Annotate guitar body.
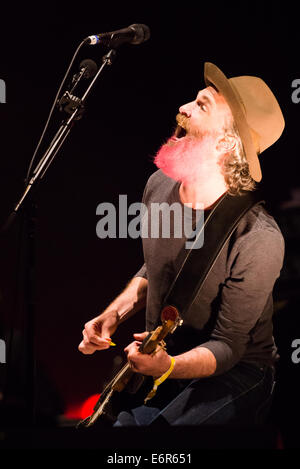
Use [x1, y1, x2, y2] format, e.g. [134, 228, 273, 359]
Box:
[77, 305, 182, 429]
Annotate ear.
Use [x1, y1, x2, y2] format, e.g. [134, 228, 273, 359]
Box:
[216, 135, 237, 153]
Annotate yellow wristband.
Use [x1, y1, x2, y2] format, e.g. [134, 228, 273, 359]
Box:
[144, 356, 175, 404]
[154, 356, 175, 386]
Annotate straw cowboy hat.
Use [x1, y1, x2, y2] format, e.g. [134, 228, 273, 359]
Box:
[204, 62, 285, 182]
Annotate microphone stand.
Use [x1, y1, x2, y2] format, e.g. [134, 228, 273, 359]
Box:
[2, 48, 116, 426]
[16, 49, 116, 214]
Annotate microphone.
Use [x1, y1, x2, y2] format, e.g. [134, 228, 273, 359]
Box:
[84, 24, 150, 48]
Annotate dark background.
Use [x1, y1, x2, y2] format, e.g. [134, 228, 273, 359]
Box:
[0, 0, 299, 449]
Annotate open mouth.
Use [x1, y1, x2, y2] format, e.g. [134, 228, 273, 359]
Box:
[171, 125, 187, 141]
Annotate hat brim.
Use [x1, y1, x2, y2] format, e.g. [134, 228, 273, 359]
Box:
[204, 62, 262, 182]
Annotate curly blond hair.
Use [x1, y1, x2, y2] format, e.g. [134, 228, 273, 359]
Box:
[219, 123, 256, 196]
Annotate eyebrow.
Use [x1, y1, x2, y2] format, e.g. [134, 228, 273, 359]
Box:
[197, 85, 218, 103]
[196, 94, 214, 107]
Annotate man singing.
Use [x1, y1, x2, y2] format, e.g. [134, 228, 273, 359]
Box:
[79, 62, 285, 426]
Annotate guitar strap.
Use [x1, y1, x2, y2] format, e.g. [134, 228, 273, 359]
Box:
[163, 189, 264, 316]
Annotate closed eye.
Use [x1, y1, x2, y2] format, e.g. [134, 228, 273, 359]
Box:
[197, 101, 208, 112]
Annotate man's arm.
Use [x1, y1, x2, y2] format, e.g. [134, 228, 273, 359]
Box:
[125, 334, 216, 378]
[125, 226, 284, 379]
[78, 276, 148, 354]
[111, 276, 148, 323]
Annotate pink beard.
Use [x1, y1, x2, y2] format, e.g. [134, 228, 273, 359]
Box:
[154, 134, 216, 184]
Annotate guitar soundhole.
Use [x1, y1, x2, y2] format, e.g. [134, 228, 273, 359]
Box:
[161, 305, 179, 322]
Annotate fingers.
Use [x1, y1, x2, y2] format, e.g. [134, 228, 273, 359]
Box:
[124, 339, 171, 376]
[124, 340, 140, 356]
[128, 360, 139, 373]
[133, 331, 149, 341]
[124, 341, 141, 372]
[78, 339, 97, 355]
[85, 325, 111, 348]
[124, 331, 149, 363]
[78, 325, 111, 354]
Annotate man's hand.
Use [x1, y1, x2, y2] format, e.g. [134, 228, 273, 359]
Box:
[78, 310, 119, 354]
[125, 332, 172, 378]
[78, 276, 148, 355]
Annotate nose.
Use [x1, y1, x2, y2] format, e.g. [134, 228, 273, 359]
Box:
[179, 102, 192, 117]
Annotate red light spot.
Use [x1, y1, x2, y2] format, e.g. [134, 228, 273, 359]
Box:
[80, 394, 101, 419]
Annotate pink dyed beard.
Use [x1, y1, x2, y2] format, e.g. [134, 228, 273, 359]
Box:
[154, 133, 217, 184]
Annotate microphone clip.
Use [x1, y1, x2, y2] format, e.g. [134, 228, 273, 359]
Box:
[102, 49, 117, 66]
[57, 91, 85, 119]
[56, 58, 98, 118]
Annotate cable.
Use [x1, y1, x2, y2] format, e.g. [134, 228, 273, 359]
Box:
[25, 39, 87, 184]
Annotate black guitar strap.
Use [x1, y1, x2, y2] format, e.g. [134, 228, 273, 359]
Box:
[163, 190, 264, 315]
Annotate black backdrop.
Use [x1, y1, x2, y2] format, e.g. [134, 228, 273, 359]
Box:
[0, 0, 299, 448]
